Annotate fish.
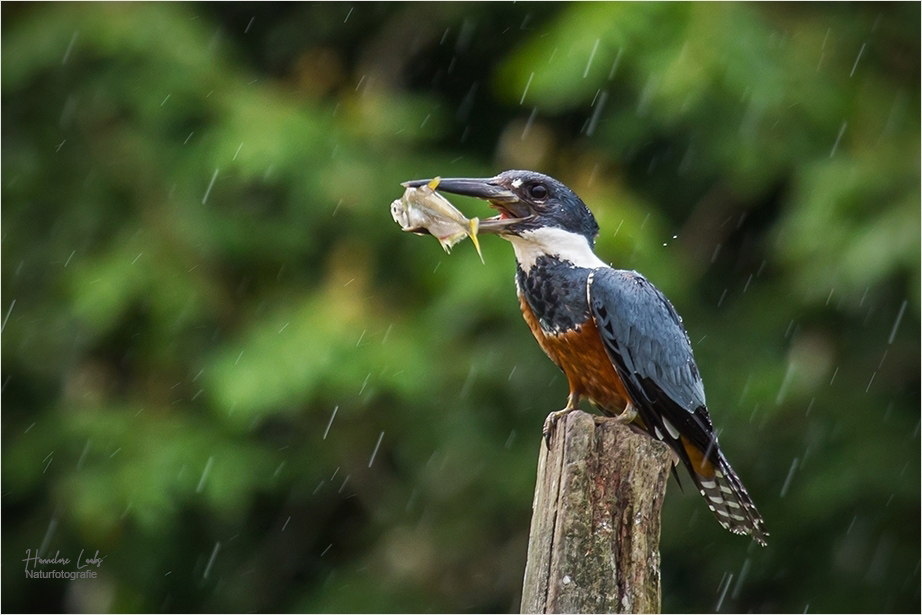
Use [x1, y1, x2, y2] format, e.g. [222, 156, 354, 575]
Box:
[390, 177, 485, 263]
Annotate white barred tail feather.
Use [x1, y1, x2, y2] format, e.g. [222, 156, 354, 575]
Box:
[687, 447, 768, 546]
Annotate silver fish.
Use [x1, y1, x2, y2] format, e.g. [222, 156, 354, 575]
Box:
[390, 177, 484, 263]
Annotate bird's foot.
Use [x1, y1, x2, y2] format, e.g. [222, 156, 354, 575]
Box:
[615, 404, 638, 425]
[542, 394, 580, 448]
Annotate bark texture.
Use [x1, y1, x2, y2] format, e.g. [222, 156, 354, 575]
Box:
[520, 411, 673, 614]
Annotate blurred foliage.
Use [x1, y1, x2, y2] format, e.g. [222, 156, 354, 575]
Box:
[2, 2, 919, 613]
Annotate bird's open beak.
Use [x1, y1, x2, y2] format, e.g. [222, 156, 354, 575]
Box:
[402, 177, 529, 234]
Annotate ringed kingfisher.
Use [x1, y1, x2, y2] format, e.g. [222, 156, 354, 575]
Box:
[404, 169, 768, 545]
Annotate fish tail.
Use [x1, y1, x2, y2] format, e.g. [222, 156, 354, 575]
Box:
[468, 218, 484, 264]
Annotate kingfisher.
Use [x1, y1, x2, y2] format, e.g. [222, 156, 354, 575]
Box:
[404, 169, 768, 545]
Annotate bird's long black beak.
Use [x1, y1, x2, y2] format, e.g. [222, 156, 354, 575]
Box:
[402, 177, 517, 203]
[401, 177, 527, 233]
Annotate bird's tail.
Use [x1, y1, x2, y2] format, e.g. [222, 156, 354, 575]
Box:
[682, 438, 768, 546]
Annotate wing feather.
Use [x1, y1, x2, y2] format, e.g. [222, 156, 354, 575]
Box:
[587, 268, 768, 545]
[587, 268, 713, 453]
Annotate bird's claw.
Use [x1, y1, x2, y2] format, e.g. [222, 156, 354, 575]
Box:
[542, 407, 576, 449]
[616, 404, 638, 425]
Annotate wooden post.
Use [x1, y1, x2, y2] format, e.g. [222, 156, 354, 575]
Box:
[520, 411, 673, 614]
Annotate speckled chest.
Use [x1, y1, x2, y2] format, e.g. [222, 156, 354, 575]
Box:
[515, 256, 631, 410]
[515, 256, 593, 334]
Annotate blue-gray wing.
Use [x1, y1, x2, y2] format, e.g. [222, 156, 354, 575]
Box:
[587, 268, 714, 451]
[588, 268, 768, 545]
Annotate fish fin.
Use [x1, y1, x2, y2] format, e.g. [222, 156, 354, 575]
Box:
[467, 218, 484, 264]
[404, 227, 431, 236]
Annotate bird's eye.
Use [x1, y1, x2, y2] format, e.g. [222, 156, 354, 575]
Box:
[528, 183, 548, 200]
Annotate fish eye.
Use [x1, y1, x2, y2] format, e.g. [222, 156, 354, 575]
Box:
[527, 183, 548, 201]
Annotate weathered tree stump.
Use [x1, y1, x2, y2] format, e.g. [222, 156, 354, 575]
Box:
[520, 411, 673, 614]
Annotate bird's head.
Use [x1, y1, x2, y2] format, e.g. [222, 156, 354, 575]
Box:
[403, 170, 600, 249]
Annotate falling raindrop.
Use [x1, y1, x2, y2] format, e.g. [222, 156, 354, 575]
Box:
[586, 90, 608, 137]
[829, 122, 847, 158]
[381, 324, 393, 345]
[323, 406, 339, 440]
[779, 457, 799, 497]
[460, 364, 476, 398]
[583, 39, 600, 78]
[608, 47, 624, 80]
[887, 299, 907, 344]
[742, 274, 753, 293]
[196, 457, 214, 493]
[849, 42, 867, 77]
[521, 107, 538, 140]
[846, 515, 858, 535]
[457, 83, 478, 122]
[520, 72, 534, 105]
[203, 542, 220, 579]
[731, 558, 751, 599]
[405, 487, 419, 513]
[637, 75, 657, 117]
[39, 517, 59, 556]
[62, 31, 78, 65]
[455, 19, 475, 53]
[368, 431, 384, 467]
[202, 168, 219, 205]
[716, 572, 734, 612]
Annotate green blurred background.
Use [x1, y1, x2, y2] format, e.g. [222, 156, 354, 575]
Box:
[2, 2, 919, 613]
